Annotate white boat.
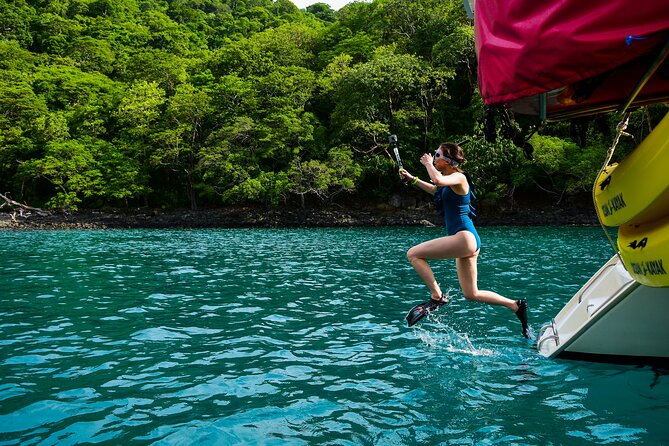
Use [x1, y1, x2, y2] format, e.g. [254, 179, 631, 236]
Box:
[535, 109, 669, 364]
[537, 254, 669, 363]
[470, 0, 669, 364]
[536, 111, 669, 364]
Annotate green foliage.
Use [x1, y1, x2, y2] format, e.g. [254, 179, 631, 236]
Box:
[211, 22, 318, 77]
[288, 145, 362, 207]
[0, 77, 48, 188]
[513, 134, 605, 199]
[316, 28, 376, 67]
[124, 49, 189, 92]
[32, 13, 84, 54]
[21, 140, 102, 210]
[462, 138, 520, 198]
[0, 0, 631, 211]
[222, 177, 263, 204]
[19, 138, 142, 210]
[380, 0, 465, 58]
[67, 36, 116, 74]
[306, 3, 335, 22]
[432, 24, 474, 68]
[114, 80, 166, 136]
[0, 0, 36, 47]
[331, 46, 453, 156]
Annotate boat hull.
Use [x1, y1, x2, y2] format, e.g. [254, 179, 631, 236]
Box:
[537, 255, 669, 363]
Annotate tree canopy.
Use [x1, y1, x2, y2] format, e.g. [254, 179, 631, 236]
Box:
[0, 0, 662, 211]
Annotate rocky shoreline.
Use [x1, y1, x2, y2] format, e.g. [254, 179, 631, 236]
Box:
[1, 196, 600, 230]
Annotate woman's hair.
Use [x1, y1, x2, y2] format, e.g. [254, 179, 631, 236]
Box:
[438, 142, 465, 165]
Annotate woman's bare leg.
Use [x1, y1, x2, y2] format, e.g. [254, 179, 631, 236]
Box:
[455, 254, 518, 311]
[407, 232, 478, 301]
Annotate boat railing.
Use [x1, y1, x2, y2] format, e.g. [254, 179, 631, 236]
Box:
[537, 318, 559, 351]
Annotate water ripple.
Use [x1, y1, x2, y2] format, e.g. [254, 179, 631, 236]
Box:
[0, 227, 667, 445]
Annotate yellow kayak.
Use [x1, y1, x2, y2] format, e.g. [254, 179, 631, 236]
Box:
[618, 216, 669, 287]
[594, 112, 669, 226]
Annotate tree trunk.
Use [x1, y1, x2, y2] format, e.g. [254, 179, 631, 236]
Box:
[0, 193, 51, 217]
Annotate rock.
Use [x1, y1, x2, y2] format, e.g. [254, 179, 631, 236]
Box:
[0, 194, 599, 230]
[389, 194, 403, 208]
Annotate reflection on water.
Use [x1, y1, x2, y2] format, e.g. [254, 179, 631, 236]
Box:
[0, 227, 667, 445]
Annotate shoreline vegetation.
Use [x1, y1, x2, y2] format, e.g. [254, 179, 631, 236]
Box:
[1, 195, 599, 230]
[4, 0, 662, 221]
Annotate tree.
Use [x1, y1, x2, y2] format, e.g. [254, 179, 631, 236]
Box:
[140, 9, 195, 53]
[512, 134, 603, 202]
[331, 47, 450, 152]
[67, 36, 116, 74]
[252, 65, 317, 152]
[432, 23, 476, 100]
[199, 66, 319, 205]
[210, 22, 318, 77]
[0, 0, 35, 47]
[124, 49, 189, 93]
[114, 80, 167, 139]
[288, 146, 362, 208]
[152, 83, 211, 210]
[306, 3, 335, 22]
[113, 80, 167, 203]
[316, 32, 376, 67]
[20, 137, 146, 209]
[381, 0, 465, 58]
[0, 79, 48, 194]
[31, 12, 83, 54]
[20, 138, 103, 210]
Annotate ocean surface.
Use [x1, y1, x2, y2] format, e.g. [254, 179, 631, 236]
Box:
[1, 227, 667, 445]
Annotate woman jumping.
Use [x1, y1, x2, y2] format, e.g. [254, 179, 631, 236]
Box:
[399, 142, 529, 338]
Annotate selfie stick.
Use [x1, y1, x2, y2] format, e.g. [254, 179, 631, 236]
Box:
[389, 134, 403, 170]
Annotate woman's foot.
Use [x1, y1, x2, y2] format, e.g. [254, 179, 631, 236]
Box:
[515, 299, 529, 338]
[406, 294, 448, 327]
[425, 294, 448, 311]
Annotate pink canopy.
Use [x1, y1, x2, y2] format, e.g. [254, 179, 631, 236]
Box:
[475, 0, 669, 111]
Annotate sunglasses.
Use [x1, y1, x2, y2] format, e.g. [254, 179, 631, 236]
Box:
[434, 151, 460, 167]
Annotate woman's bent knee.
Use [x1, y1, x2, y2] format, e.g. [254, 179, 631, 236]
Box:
[407, 247, 418, 262]
[463, 291, 478, 301]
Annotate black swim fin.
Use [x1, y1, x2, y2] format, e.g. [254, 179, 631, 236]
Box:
[515, 299, 529, 338]
[406, 298, 447, 327]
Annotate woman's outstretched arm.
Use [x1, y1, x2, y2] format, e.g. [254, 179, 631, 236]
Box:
[399, 168, 438, 195]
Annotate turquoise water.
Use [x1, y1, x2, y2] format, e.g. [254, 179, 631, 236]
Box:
[1, 227, 668, 445]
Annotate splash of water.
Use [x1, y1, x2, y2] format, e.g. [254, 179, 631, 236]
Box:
[413, 287, 496, 357]
[416, 322, 495, 357]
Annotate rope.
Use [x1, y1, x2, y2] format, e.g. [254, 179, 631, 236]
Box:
[592, 112, 631, 262]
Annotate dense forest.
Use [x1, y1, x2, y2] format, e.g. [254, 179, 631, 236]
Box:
[0, 0, 666, 211]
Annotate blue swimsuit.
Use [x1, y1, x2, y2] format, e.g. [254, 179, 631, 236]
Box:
[434, 177, 481, 251]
